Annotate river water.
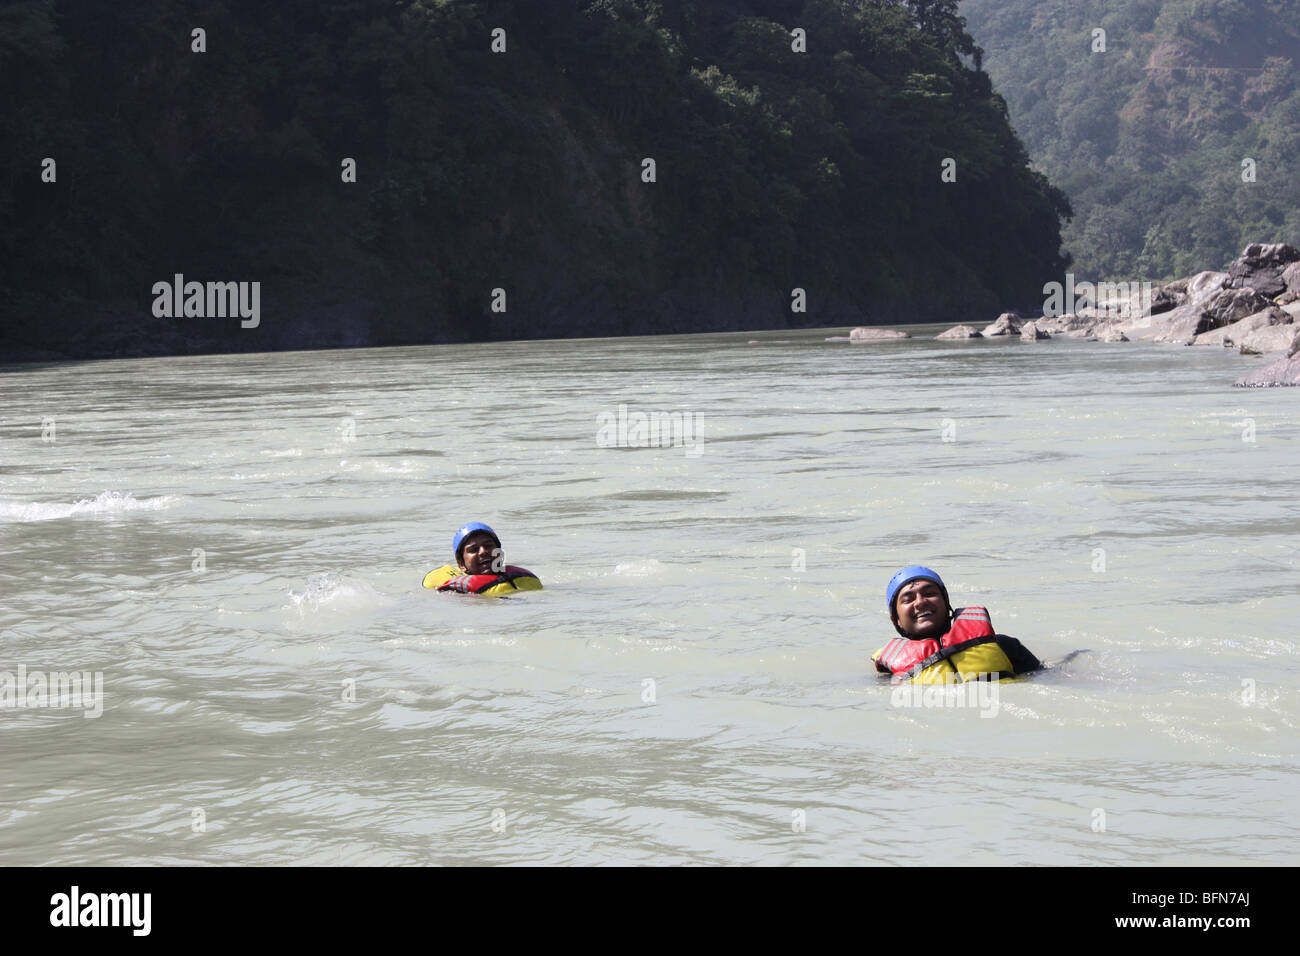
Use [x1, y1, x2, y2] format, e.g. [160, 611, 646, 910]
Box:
[1, 326, 1296, 865]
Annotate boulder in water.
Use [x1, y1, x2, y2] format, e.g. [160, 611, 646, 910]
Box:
[1020, 320, 1050, 340]
[848, 327, 910, 341]
[1236, 351, 1300, 387]
[1062, 312, 1104, 330]
[982, 312, 1022, 336]
[1036, 312, 1097, 333]
[935, 324, 982, 339]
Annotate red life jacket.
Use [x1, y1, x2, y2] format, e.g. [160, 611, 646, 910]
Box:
[874, 607, 996, 677]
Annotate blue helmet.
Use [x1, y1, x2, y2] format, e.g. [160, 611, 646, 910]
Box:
[453, 522, 500, 562]
[886, 565, 948, 615]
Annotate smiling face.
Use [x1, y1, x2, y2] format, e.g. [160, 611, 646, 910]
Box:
[894, 579, 951, 639]
[458, 532, 502, 575]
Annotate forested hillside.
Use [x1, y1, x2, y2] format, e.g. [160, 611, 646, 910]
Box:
[964, 0, 1300, 282]
[1, 0, 1070, 359]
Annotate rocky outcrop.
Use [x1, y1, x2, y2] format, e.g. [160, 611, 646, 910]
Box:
[848, 327, 910, 341]
[1120, 270, 1229, 344]
[1225, 242, 1300, 299]
[1034, 249, 1300, 349]
[970, 242, 1300, 384]
[1194, 287, 1275, 335]
[1193, 305, 1291, 347]
[982, 312, 1023, 336]
[936, 324, 982, 339]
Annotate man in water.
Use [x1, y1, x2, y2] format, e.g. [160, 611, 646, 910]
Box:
[422, 522, 542, 595]
[872, 565, 1040, 681]
[454, 524, 504, 577]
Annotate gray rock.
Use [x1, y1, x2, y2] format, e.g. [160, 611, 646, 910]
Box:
[1236, 353, 1300, 387]
[1148, 286, 1183, 315]
[848, 327, 910, 341]
[1049, 312, 1100, 331]
[1195, 287, 1275, 335]
[1225, 242, 1300, 299]
[1238, 324, 1300, 356]
[1097, 327, 1129, 342]
[982, 312, 1023, 336]
[1283, 260, 1300, 297]
[935, 324, 982, 339]
[1192, 305, 1291, 347]
[1121, 270, 1228, 343]
[1187, 269, 1229, 298]
[1020, 320, 1050, 340]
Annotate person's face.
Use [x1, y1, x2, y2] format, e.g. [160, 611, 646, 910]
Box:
[459, 533, 502, 574]
[894, 580, 950, 638]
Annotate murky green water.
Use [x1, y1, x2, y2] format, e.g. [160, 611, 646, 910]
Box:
[1, 326, 1296, 864]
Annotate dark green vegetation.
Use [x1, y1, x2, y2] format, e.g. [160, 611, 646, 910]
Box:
[964, 0, 1300, 283]
[2, 0, 1069, 360]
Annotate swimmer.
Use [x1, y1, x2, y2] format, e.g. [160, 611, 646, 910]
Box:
[422, 522, 542, 595]
[872, 565, 1040, 681]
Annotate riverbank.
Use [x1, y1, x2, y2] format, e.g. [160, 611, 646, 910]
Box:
[935, 243, 1300, 387]
[679, 243, 1298, 393]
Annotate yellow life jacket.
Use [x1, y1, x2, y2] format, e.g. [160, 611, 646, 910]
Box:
[422, 564, 542, 597]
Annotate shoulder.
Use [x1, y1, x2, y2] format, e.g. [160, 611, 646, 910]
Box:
[993, 633, 1042, 673]
[422, 565, 459, 589]
[502, 566, 543, 590]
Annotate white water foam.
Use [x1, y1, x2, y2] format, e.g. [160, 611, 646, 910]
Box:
[286, 572, 391, 615]
[611, 559, 665, 577]
[0, 490, 178, 523]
